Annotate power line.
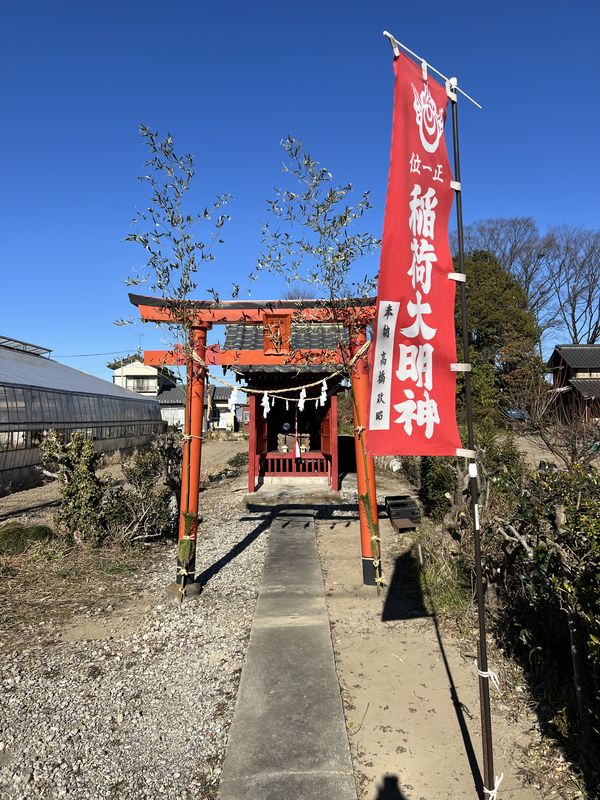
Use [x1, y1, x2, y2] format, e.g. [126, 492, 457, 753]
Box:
[54, 349, 138, 358]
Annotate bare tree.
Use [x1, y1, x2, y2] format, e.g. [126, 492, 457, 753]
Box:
[455, 218, 600, 346]
[545, 225, 600, 344]
[500, 347, 599, 468]
[452, 217, 556, 340]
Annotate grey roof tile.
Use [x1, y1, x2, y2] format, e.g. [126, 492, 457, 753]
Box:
[211, 385, 232, 401]
[224, 325, 264, 350]
[223, 323, 347, 352]
[234, 364, 344, 376]
[569, 379, 600, 399]
[549, 345, 600, 369]
[158, 385, 187, 405]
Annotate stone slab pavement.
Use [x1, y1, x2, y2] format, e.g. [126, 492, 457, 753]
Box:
[218, 508, 357, 800]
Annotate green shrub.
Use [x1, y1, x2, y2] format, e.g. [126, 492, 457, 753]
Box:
[227, 450, 249, 469]
[0, 522, 54, 555]
[103, 447, 176, 543]
[39, 431, 179, 547]
[419, 457, 456, 522]
[39, 431, 105, 544]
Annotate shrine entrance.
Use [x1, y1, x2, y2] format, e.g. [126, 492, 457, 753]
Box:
[241, 368, 340, 492]
[131, 293, 381, 587]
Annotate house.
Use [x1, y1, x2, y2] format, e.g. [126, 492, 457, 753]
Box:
[205, 385, 238, 431]
[108, 354, 186, 426]
[158, 385, 187, 428]
[547, 344, 600, 422]
[108, 354, 177, 397]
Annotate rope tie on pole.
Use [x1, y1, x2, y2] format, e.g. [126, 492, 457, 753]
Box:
[483, 773, 504, 800]
[475, 661, 501, 693]
[176, 566, 196, 578]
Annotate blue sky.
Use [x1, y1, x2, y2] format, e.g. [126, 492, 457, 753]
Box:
[2, 1, 599, 381]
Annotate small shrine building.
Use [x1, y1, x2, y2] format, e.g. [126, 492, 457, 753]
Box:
[223, 320, 345, 492]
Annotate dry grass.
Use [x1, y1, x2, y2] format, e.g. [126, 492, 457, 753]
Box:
[0, 539, 167, 652]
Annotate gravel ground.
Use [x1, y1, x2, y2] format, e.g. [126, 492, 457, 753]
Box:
[0, 479, 270, 800]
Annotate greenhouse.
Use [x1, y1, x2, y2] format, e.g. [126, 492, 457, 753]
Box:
[0, 335, 163, 487]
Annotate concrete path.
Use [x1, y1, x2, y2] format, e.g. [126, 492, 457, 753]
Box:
[243, 476, 342, 507]
[218, 509, 357, 800]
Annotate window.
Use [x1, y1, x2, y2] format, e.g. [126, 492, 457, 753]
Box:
[126, 377, 157, 393]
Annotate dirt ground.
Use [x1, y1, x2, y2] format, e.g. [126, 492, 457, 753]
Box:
[317, 473, 580, 800]
[0, 439, 247, 652]
[0, 441, 584, 799]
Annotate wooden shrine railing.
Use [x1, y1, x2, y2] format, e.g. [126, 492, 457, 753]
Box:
[258, 451, 331, 483]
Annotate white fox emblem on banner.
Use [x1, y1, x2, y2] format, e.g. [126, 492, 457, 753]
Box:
[412, 83, 444, 153]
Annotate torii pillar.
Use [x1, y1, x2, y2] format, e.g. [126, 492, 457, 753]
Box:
[350, 328, 382, 587]
[167, 325, 209, 599]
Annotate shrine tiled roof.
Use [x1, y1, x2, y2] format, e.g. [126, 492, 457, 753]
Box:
[233, 364, 344, 375]
[223, 323, 348, 352]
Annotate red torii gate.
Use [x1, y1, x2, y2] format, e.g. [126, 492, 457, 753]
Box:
[129, 294, 381, 592]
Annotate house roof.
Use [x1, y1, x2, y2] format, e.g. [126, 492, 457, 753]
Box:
[224, 322, 348, 351]
[548, 344, 600, 370]
[106, 353, 145, 369]
[157, 384, 233, 407]
[107, 353, 177, 380]
[569, 379, 600, 400]
[210, 385, 232, 402]
[157, 385, 187, 405]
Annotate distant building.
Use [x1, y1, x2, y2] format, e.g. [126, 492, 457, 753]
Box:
[107, 355, 241, 432]
[547, 344, 600, 422]
[1, 336, 162, 487]
[108, 355, 186, 427]
[205, 385, 237, 431]
[158, 385, 187, 428]
[108, 354, 177, 397]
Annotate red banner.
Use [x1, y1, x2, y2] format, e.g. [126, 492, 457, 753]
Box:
[367, 53, 462, 456]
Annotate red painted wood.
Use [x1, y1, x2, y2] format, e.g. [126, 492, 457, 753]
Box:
[351, 328, 379, 559]
[137, 302, 375, 325]
[248, 395, 257, 493]
[256, 405, 268, 456]
[320, 402, 331, 455]
[330, 394, 339, 492]
[259, 451, 330, 478]
[178, 327, 207, 541]
[145, 345, 346, 367]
